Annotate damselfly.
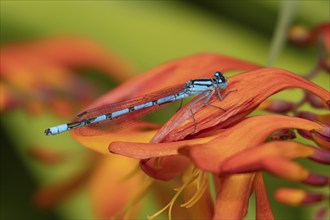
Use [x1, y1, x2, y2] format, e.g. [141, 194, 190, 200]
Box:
[45, 71, 228, 136]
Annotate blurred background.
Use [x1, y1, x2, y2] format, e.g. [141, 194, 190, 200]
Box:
[0, 1, 329, 220]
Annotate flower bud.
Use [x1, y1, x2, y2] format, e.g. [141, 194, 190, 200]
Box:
[288, 25, 311, 46]
[263, 100, 295, 113]
[311, 124, 330, 150]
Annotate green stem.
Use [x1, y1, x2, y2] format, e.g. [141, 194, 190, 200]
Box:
[267, 1, 298, 67]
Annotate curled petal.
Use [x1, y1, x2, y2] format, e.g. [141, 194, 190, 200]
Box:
[275, 188, 326, 206]
[153, 68, 329, 143]
[180, 115, 323, 173]
[220, 141, 315, 173]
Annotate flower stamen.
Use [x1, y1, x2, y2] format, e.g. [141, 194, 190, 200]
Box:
[181, 175, 208, 208]
[148, 167, 203, 220]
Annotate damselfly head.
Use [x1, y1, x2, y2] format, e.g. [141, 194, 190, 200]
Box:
[214, 71, 227, 89]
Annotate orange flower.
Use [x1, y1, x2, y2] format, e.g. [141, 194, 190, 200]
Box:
[1, 37, 154, 219]
[288, 22, 330, 50]
[71, 53, 329, 219]
[0, 36, 136, 115]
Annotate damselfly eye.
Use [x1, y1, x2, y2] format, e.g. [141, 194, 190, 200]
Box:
[214, 71, 223, 78]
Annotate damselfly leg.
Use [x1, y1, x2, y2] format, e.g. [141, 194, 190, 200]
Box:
[176, 99, 184, 112]
[189, 90, 211, 133]
[189, 87, 227, 133]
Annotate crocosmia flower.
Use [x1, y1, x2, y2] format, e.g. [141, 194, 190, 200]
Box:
[70, 51, 329, 219]
[0, 36, 135, 115]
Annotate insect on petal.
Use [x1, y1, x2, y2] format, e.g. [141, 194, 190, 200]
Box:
[153, 68, 329, 142]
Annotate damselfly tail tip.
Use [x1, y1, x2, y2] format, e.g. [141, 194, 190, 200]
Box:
[44, 128, 52, 136]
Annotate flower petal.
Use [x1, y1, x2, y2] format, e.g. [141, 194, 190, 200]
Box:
[220, 140, 330, 186]
[89, 155, 146, 219]
[87, 53, 260, 109]
[311, 125, 330, 150]
[152, 68, 329, 142]
[302, 173, 329, 186]
[109, 135, 215, 159]
[180, 115, 324, 173]
[213, 173, 255, 220]
[309, 147, 330, 164]
[274, 188, 326, 206]
[253, 173, 274, 220]
[247, 157, 328, 186]
[258, 157, 309, 183]
[74, 53, 259, 153]
[220, 141, 315, 173]
[140, 155, 191, 181]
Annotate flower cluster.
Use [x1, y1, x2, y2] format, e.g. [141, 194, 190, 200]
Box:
[2, 24, 328, 219]
[73, 49, 329, 218]
[0, 36, 135, 116]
